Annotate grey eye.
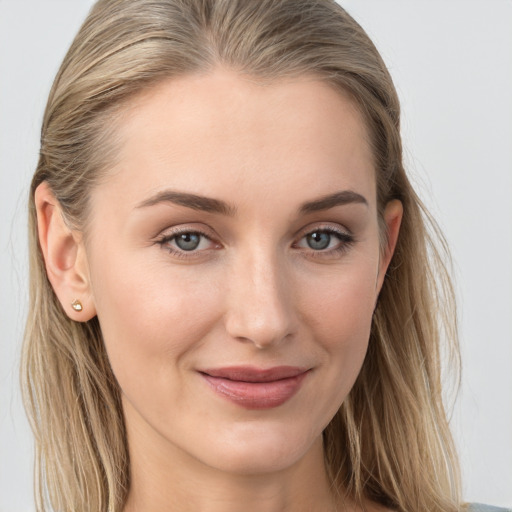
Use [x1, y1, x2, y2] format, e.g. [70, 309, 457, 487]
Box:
[306, 231, 331, 250]
[175, 232, 201, 251]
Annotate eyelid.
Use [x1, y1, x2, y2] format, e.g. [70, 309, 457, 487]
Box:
[293, 224, 355, 257]
[294, 223, 353, 242]
[154, 222, 355, 259]
[155, 225, 220, 257]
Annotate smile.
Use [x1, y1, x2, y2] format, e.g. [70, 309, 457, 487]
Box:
[199, 366, 310, 410]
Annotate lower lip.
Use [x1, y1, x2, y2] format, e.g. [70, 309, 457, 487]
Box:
[201, 372, 309, 410]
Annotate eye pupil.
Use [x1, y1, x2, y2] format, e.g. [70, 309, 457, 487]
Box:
[307, 231, 330, 250]
[175, 233, 201, 251]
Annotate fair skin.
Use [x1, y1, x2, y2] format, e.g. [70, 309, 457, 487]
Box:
[36, 70, 401, 512]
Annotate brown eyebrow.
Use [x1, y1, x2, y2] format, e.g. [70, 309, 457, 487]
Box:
[136, 189, 367, 215]
[136, 190, 237, 216]
[298, 190, 368, 214]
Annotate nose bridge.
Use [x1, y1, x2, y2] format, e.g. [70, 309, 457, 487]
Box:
[224, 244, 295, 348]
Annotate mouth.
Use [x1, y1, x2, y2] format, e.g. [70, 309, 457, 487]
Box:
[198, 366, 310, 410]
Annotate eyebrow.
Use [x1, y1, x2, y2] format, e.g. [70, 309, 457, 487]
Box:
[136, 189, 368, 215]
[136, 190, 237, 216]
[298, 190, 368, 214]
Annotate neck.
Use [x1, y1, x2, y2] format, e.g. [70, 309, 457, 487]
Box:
[123, 419, 339, 512]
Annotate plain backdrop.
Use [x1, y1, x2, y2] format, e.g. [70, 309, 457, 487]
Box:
[1, 1, 511, 510]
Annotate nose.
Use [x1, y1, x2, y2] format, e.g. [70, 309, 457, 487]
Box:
[224, 248, 296, 349]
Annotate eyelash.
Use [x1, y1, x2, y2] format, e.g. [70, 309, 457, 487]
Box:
[294, 226, 355, 260]
[156, 226, 355, 260]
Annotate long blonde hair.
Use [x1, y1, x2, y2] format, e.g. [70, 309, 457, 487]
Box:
[22, 1, 461, 510]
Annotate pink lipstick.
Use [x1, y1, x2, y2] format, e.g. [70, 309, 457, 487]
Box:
[199, 366, 309, 410]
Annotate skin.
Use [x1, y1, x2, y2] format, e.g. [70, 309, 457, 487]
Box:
[36, 69, 402, 512]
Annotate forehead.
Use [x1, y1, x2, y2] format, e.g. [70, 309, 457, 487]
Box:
[98, 69, 376, 216]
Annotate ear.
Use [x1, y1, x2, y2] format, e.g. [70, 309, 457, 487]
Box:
[376, 199, 403, 295]
[34, 182, 97, 321]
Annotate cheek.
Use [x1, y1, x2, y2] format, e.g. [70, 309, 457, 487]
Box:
[297, 259, 378, 399]
[299, 257, 377, 344]
[88, 251, 223, 387]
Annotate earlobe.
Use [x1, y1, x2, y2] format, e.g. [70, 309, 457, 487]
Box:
[34, 182, 97, 321]
[376, 199, 403, 294]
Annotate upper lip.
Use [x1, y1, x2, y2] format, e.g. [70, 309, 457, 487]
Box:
[199, 366, 309, 383]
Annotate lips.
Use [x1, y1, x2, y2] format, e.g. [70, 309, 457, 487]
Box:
[199, 366, 309, 410]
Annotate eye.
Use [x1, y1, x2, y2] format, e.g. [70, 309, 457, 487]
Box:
[174, 232, 203, 251]
[305, 231, 333, 251]
[157, 229, 217, 256]
[295, 227, 354, 255]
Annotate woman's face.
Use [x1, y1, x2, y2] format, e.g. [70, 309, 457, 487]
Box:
[82, 70, 400, 475]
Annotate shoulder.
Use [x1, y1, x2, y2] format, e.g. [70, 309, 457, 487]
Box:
[467, 504, 512, 512]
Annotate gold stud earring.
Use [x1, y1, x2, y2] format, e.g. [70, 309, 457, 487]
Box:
[71, 299, 83, 312]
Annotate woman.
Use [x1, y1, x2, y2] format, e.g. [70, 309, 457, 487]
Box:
[21, 1, 509, 511]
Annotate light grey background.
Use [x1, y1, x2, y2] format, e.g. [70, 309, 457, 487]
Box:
[1, 1, 511, 510]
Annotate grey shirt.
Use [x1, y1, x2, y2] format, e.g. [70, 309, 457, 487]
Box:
[468, 504, 512, 512]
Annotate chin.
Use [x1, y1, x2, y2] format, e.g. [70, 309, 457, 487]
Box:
[194, 420, 323, 475]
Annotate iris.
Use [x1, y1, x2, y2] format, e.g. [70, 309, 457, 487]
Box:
[306, 231, 331, 251]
